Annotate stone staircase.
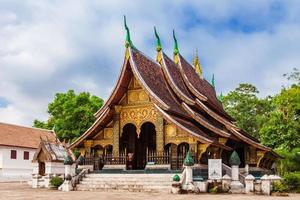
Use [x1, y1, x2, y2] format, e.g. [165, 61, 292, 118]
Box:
[76, 173, 174, 193]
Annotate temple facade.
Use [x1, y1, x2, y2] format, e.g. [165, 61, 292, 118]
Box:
[70, 23, 279, 172]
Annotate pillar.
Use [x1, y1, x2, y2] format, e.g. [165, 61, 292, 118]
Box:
[156, 114, 164, 152]
[113, 106, 121, 157]
[261, 175, 271, 195]
[231, 165, 239, 181]
[185, 166, 193, 185]
[245, 174, 255, 193]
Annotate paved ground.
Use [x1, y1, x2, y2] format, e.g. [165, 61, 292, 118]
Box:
[0, 182, 299, 200]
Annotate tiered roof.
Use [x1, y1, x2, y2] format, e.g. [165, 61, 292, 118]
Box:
[70, 19, 278, 157]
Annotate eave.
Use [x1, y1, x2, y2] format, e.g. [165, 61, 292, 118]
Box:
[182, 102, 231, 138]
[160, 52, 195, 106]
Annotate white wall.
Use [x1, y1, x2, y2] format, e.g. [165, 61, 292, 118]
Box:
[0, 145, 36, 182]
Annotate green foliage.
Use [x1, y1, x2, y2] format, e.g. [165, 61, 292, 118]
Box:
[284, 68, 300, 86]
[73, 149, 80, 159]
[223, 69, 300, 150]
[260, 86, 300, 149]
[50, 176, 63, 188]
[272, 181, 288, 193]
[275, 148, 300, 175]
[283, 172, 300, 192]
[223, 83, 272, 138]
[229, 151, 241, 166]
[173, 174, 180, 182]
[33, 90, 103, 142]
[209, 186, 218, 193]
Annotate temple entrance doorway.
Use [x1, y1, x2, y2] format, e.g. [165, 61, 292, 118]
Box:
[120, 122, 156, 170]
[38, 162, 45, 176]
[137, 122, 156, 169]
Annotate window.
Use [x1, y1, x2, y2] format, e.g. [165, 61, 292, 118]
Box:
[24, 151, 29, 160]
[11, 150, 17, 159]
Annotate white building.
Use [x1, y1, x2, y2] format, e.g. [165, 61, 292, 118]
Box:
[0, 122, 56, 182]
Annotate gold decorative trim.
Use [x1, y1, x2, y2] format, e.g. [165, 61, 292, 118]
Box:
[256, 150, 266, 167]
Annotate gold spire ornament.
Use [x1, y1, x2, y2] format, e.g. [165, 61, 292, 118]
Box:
[192, 49, 203, 78]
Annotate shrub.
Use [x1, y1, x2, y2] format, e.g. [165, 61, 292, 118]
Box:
[272, 181, 288, 193]
[173, 174, 180, 182]
[209, 186, 218, 193]
[50, 176, 64, 188]
[283, 172, 300, 192]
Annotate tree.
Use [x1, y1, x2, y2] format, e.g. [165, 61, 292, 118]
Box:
[222, 83, 272, 139]
[260, 83, 300, 149]
[34, 90, 103, 142]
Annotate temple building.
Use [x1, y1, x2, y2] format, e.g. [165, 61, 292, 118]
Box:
[70, 20, 279, 172]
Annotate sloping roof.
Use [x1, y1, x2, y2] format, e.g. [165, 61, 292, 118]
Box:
[70, 45, 275, 155]
[33, 139, 71, 162]
[178, 54, 233, 120]
[0, 122, 56, 149]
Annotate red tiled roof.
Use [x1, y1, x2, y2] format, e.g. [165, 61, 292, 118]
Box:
[179, 55, 233, 120]
[161, 53, 195, 104]
[0, 122, 57, 149]
[131, 49, 186, 116]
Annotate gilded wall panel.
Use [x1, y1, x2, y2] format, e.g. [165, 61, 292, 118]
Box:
[120, 104, 158, 133]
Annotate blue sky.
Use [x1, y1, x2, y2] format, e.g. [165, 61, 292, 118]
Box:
[0, 0, 299, 126]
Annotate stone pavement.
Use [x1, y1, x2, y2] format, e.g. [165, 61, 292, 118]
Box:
[0, 182, 299, 200]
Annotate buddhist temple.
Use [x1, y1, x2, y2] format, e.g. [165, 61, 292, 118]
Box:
[69, 18, 279, 172]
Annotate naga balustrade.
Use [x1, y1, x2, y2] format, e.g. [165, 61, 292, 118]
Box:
[81, 151, 196, 170]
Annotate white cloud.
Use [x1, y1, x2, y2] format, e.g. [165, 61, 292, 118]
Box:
[0, 0, 299, 126]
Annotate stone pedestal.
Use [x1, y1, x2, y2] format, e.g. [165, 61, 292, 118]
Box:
[44, 174, 51, 188]
[261, 175, 271, 195]
[194, 181, 208, 193]
[32, 174, 40, 188]
[231, 165, 239, 181]
[230, 165, 244, 192]
[245, 174, 255, 194]
[61, 180, 73, 192]
[65, 165, 71, 176]
[222, 174, 231, 192]
[185, 166, 193, 185]
[171, 182, 181, 194]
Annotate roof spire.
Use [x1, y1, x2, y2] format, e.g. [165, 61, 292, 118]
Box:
[173, 29, 179, 55]
[154, 27, 163, 63]
[192, 49, 203, 78]
[124, 15, 134, 48]
[211, 74, 215, 89]
[154, 26, 162, 52]
[218, 92, 224, 102]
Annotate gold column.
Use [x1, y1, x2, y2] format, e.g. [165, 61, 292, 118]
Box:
[156, 114, 164, 152]
[113, 106, 121, 157]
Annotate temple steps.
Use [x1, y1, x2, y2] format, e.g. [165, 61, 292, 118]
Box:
[76, 173, 174, 193]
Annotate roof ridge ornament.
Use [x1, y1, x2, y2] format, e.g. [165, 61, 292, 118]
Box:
[211, 73, 215, 89]
[192, 49, 203, 78]
[173, 29, 179, 64]
[154, 26, 162, 63]
[218, 92, 224, 103]
[124, 15, 135, 49]
[154, 26, 162, 51]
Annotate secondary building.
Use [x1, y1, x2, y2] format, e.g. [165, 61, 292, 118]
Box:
[0, 122, 56, 181]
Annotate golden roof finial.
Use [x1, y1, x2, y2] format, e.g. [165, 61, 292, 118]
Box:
[192, 49, 203, 78]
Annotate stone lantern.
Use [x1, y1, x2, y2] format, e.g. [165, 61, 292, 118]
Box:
[229, 151, 243, 191]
